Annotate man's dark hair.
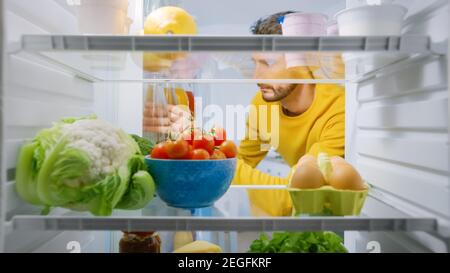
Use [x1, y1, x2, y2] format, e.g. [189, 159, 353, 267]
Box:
[250, 11, 297, 35]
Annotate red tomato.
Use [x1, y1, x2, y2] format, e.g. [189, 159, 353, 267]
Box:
[180, 128, 203, 145]
[211, 149, 226, 160]
[150, 143, 169, 159]
[219, 141, 237, 158]
[193, 135, 215, 155]
[179, 129, 193, 145]
[165, 139, 190, 159]
[180, 132, 193, 145]
[210, 127, 227, 146]
[182, 145, 194, 159]
[191, 149, 210, 160]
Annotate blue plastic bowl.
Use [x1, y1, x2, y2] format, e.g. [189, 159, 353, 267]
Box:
[145, 157, 237, 209]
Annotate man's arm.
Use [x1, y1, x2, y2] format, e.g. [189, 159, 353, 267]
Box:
[232, 97, 293, 216]
[232, 101, 288, 186]
[234, 100, 345, 217]
[233, 132, 294, 217]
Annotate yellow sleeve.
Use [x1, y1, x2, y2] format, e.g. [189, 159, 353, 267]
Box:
[232, 94, 293, 216]
[308, 111, 345, 157]
[232, 93, 268, 173]
[233, 159, 294, 216]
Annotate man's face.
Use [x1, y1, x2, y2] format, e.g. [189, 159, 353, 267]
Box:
[252, 53, 297, 102]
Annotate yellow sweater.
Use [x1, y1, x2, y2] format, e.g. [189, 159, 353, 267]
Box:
[232, 84, 345, 216]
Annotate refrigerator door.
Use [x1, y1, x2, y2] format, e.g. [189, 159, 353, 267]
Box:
[0, 0, 108, 252]
[344, 0, 449, 252]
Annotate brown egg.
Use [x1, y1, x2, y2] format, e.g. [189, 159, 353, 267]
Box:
[330, 156, 347, 166]
[298, 154, 317, 166]
[290, 164, 325, 189]
[328, 163, 366, 190]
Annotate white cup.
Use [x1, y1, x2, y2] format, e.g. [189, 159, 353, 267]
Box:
[335, 4, 407, 36]
[335, 4, 408, 73]
[366, 0, 394, 5]
[75, 0, 132, 34]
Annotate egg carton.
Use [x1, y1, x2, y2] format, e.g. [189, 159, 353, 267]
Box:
[288, 185, 369, 216]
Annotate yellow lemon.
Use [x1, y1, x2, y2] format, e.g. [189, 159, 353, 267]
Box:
[144, 6, 197, 35]
[143, 6, 197, 71]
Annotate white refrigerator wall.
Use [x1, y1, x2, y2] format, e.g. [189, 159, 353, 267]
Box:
[345, 0, 450, 252]
[0, 0, 109, 252]
[0, 0, 4, 252]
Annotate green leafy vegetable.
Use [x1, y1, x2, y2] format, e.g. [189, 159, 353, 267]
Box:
[115, 155, 156, 210]
[15, 116, 156, 216]
[248, 231, 347, 253]
[130, 134, 154, 156]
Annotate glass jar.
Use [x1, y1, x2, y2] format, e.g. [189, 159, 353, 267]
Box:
[119, 231, 162, 253]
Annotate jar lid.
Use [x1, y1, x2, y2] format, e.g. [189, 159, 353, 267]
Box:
[122, 231, 158, 238]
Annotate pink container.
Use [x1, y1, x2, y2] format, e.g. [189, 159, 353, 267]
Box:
[326, 20, 339, 36]
[283, 12, 328, 25]
[312, 20, 344, 79]
[281, 12, 327, 68]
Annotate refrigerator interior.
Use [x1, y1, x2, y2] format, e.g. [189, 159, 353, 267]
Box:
[0, 0, 448, 253]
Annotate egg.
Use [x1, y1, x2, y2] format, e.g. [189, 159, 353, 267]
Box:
[317, 153, 333, 183]
[298, 154, 317, 166]
[289, 164, 325, 189]
[328, 163, 366, 190]
[330, 156, 347, 166]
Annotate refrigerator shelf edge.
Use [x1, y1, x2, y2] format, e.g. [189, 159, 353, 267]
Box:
[21, 35, 432, 53]
[14, 35, 438, 83]
[8, 187, 440, 233]
[76, 79, 347, 84]
[11, 215, 437, 232]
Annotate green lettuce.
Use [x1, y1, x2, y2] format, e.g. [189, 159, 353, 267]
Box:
[248, 231, 348, 253]
[130, 134, 154, 156]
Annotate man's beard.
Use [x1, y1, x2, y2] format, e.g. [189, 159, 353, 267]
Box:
[258, 83, 297, 102]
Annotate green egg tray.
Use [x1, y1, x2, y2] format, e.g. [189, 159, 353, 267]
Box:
[287, 184, 369, 216]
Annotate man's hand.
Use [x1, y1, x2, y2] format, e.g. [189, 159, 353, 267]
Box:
[143, 103, 193, 134]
